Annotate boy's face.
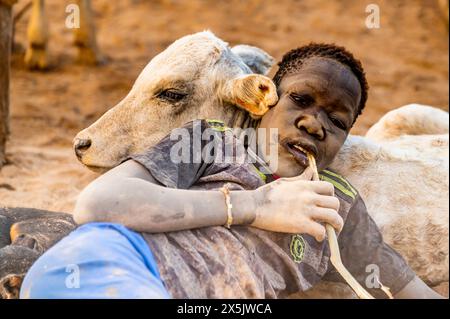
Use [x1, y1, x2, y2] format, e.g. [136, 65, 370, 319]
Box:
[259, 57, 362, 177]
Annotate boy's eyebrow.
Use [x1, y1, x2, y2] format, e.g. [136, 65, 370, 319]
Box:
[283, 79, 325, 95]
[304, 80, 327, 95]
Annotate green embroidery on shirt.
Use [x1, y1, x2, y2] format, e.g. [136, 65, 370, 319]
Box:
[206, 119, 225, 124]
[290, 234, 306, 263]
[211, 126, 229, 132]
[321, 169, 358, 195]
[206, 119, 231, 132]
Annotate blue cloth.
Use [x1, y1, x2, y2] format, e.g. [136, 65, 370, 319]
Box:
[20, 222, 171, 299]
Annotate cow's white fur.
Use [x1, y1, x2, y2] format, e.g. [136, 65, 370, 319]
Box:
[74, 31, 277, 170]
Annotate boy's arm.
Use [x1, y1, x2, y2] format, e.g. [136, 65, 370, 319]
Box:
[74, 119, 342, 236]
[74, 160, 257, 232]
[74, 160, 343, 238]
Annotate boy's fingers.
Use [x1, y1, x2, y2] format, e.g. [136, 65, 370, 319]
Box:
[311, 181, 335, 196]
[298, 167, 314, 181]
[304, 221, 327, 242]
[314, 195, 340, 211]
[312, 208, 344, 232]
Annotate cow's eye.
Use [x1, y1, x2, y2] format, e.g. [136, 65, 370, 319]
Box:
[157, 89, 187, 102]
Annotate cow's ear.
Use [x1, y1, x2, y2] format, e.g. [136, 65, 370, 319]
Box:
[231, 45, 274, 76]
[222, 74, 278, 119]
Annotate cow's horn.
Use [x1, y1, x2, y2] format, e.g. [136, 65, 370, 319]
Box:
[231, 45, 274, 76]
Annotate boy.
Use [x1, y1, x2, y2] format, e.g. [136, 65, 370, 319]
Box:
[21, 44, 441, 299]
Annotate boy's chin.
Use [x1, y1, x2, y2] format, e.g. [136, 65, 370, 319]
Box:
[274, 161, 308, 178]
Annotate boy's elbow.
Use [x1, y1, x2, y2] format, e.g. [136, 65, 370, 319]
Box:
[73, 185, 108, 225]
[73, 199, 95, 225]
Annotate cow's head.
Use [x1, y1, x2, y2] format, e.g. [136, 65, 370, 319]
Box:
[74, 31, 277, 171]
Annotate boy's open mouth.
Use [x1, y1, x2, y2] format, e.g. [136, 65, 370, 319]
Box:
[282, 140, 318, 168]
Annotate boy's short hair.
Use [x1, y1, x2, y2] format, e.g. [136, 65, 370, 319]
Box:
[273, 43, 369, 122]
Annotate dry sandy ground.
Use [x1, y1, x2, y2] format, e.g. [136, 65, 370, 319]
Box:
[0, 0, 448, 296]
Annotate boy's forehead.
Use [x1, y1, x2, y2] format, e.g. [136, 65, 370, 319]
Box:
[281, 57, 359, 88]
[279, 57, 361, 111]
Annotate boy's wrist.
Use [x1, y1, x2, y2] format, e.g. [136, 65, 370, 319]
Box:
[229, 190, 258, 226]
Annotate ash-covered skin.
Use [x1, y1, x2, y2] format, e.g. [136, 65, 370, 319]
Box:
[259, 57, 362, 177]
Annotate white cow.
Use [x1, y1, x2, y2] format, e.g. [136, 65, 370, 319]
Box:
[73, 31, 277, 170]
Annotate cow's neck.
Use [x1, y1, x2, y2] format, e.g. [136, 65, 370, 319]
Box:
[329, 135, 389, 176]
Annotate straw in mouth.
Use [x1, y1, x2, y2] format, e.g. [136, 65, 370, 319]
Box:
[296, 147, 377, 299]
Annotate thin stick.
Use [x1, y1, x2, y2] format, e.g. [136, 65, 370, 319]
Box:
[307, 152, 375, 299]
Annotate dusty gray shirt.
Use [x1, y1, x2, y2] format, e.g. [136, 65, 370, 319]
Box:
[132, 120, 414, 299]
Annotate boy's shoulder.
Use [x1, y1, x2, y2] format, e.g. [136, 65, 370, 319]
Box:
[132, 118, 264, 190]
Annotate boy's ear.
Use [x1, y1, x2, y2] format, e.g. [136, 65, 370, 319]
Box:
[231, 45, 275, 76]
[222, 74, 278, 119]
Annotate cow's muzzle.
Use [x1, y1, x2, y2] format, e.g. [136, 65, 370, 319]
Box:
[73, 138, 92, 160]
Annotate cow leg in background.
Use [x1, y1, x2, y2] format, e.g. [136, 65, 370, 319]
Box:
[24, 0, 48, 69]
[0, 208, 76, 299]
[74, 0, 104, 65]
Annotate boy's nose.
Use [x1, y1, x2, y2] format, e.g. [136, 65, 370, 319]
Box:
[296, 115, 325, 140]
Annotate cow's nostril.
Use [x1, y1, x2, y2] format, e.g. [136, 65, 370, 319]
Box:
[74, 138, 92, 159]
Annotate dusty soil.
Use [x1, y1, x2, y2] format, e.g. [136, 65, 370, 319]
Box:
[0, 0, 448, 296]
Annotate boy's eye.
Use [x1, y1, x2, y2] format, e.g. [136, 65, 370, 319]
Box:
[290, 93, 314, 107]
[157, 89, 187, 102]
[329, 116, 347, 131]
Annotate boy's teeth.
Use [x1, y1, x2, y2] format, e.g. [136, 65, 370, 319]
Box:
[293, 144, 307, 154]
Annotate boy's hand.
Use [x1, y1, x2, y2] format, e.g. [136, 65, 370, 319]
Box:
[251, 167, 343, 241]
